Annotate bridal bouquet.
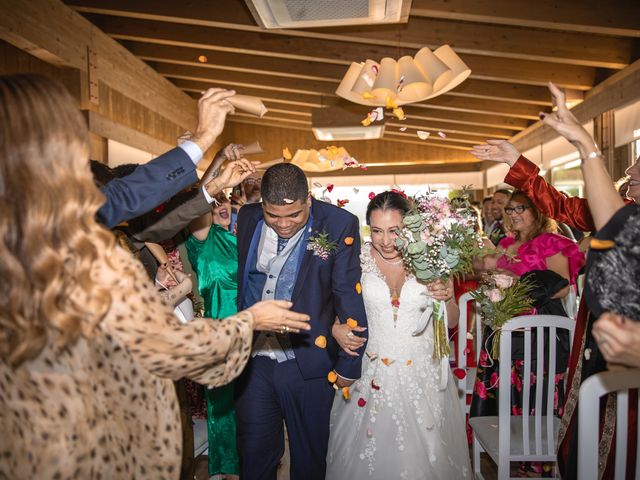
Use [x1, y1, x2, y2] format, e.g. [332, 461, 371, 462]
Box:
[471, 272, 534, 359]
[395, 192, 484, 360]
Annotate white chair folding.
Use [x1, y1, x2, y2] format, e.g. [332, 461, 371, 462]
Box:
[456, 292, 482, 416]
[469, 314, 575, 479]
[577, 369, 640, 480]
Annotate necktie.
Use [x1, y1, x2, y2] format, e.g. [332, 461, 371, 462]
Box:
[277, 237, 288, 255]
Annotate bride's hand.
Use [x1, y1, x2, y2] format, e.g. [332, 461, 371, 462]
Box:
[332, 319, 366, 357]
[426, 278, 454, 302]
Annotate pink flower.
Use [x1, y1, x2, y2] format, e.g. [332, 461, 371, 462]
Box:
[511, 371, 522, 392]
[487, 288, 504, 303]
[493, 273, 514, 289]
[490, 372, 499, 388]
[479, 350, 490, 367]
[474, 380, 487, 400]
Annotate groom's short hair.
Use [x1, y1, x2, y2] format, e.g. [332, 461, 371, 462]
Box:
[261, 163, 309, 205]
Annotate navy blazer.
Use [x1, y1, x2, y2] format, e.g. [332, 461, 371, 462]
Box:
[98, 147, 198, 228]
[237, 198, 368, 381]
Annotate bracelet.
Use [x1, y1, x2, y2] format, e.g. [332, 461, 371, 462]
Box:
[584, 150, 602, 160]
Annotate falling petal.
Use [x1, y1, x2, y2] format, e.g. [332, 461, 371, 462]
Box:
[373, 107, 384, 121]
[406, 359, 413, 366]
[417, 130, 430, 140]
[368, 192, 376, 200]
[361, 115, 372, 127]
[437, 131, 447, 138]
[326, 183, 334, 192]
[314, 335, 327, 349]
[358, 398, 367, 407]
[342, 387, 350, 400]
[327, 371, 338, 383]
[353, 187, 359, 194]
[282, 147, 292, 160]
[337, 199, 349, 208]
[366, 351, 378, 361]
[344, 237, 354, 246]
[453, 368, 467, 379]
[283, 198, 294, 204]
[399, 127, 407, 132]
[197, 55, 208, 63]
[381, 358, 394, 366]
[371, 379, 380, 390]
[355, 282, 362, 294]
[347, 318, 358, 329]
[313, 182, 323, 189]
[392, 107, 405, 120]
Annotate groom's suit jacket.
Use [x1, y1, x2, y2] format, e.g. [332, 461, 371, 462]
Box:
[236, 198, 368, 381]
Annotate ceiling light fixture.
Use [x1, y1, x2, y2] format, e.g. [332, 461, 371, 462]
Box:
[336, 45, 471, 107]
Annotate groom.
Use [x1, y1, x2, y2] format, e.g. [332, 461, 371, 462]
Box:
[235, 163, 368, 480]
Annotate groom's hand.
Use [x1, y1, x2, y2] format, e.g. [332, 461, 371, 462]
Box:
[335, 375, 354, 388]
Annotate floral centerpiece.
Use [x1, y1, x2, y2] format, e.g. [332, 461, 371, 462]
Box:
[471, 272, 534, 359]
[395, 191, 484, 360]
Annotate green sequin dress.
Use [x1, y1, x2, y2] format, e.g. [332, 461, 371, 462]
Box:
[186, 224, 240, 476]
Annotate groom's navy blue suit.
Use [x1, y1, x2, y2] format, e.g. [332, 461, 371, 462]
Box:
[235, 198, 368, 480]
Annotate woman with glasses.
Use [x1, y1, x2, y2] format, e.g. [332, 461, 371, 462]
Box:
[470, 190, 585, 476]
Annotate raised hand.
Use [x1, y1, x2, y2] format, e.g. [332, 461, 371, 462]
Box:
[540, 82, 593, 150]
[190, 88, 236, 154]
[469, 139, 521, 167]
[247, 300, 311, 334]
[216, 158, 259, 190]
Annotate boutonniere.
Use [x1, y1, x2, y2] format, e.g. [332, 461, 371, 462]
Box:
[307, 229, 338, 260]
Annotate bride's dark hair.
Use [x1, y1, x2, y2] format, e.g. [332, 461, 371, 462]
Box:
[366, 191, 411, 225]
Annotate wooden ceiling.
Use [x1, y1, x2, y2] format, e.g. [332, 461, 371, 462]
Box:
[65, 0, 639, 174]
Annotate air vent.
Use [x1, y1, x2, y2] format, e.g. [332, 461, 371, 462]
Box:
[245, 0, 411, 29]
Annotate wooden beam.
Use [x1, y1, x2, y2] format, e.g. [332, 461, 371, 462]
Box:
[153, 61, 542, 120]
[67, 0, 633, 68]
[513, 59, 640, 153]
[0, 0, 196, 130]
[127, 41, 554, 106]
[410, 0, 640, 38]
[90, 14, 598, 89]
[179, 78, 529, 131]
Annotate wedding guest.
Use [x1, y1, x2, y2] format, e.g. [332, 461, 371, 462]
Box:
[0, 74, 311, 480]
[481, 196, 494, 232]
[469, 81, 638, 480]
[486, 189, 511, 245]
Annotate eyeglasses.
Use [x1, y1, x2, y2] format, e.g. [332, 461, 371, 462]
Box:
[629, 179, 640, 186]
[504, 205, 532, 215]
[244, 178, 262, 185]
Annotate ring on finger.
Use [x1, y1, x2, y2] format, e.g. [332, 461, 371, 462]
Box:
[347, 331, 354, 338]
[279, 325, 286, 334]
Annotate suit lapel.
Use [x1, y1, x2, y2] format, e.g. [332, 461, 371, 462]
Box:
[291, 200, 322, 300]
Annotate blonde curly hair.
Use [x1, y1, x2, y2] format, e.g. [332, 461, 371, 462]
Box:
[0, 75, 116, 366]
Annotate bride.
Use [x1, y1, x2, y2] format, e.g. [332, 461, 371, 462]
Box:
[326, 191, 471, 479]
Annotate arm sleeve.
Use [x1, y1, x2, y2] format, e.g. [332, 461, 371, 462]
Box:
[101, 248, 253, 387]
[98, 147, 199, 228]
[331, 216, 369, 380]
[504, 155, 595, 232]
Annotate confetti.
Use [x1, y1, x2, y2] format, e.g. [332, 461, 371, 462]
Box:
[399, 127, 407, 132]
[361, 115, 372, 127]
[282, 147, 292, 160]
[357, 398, 367, 407]
[326, 183, 334, 193]
[283, 198, 294, 204]
[347, 318, 358, 329]
[353, 187, 359, 194]
[371, 379, 380, 390]
[342, 386, 350, 400]
[197, 55, 208, 63]
[362, 91, 375, 99]
[366, 351, 378, 361]
[417, 130, 430, 140]
[437, 131, 447, 138]
[313, 182, 323, 189]
[337, 199, 349, 208]
[369, 192, 376, 200]
[406, 359, 413, 366]
[344, 237, 354, 246]
[453, 368, 467, 379]
[392, 107, 405, 120]
[381, 358, 394, 366]
[355, 282, 362, 294]
[385, 96, 398, 109]
[314, 335, 327, 349]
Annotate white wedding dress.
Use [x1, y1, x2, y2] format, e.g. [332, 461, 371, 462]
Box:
[326, 246, 471, 479]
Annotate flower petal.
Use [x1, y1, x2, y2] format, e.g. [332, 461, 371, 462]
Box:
[314, 335, 327, 349]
